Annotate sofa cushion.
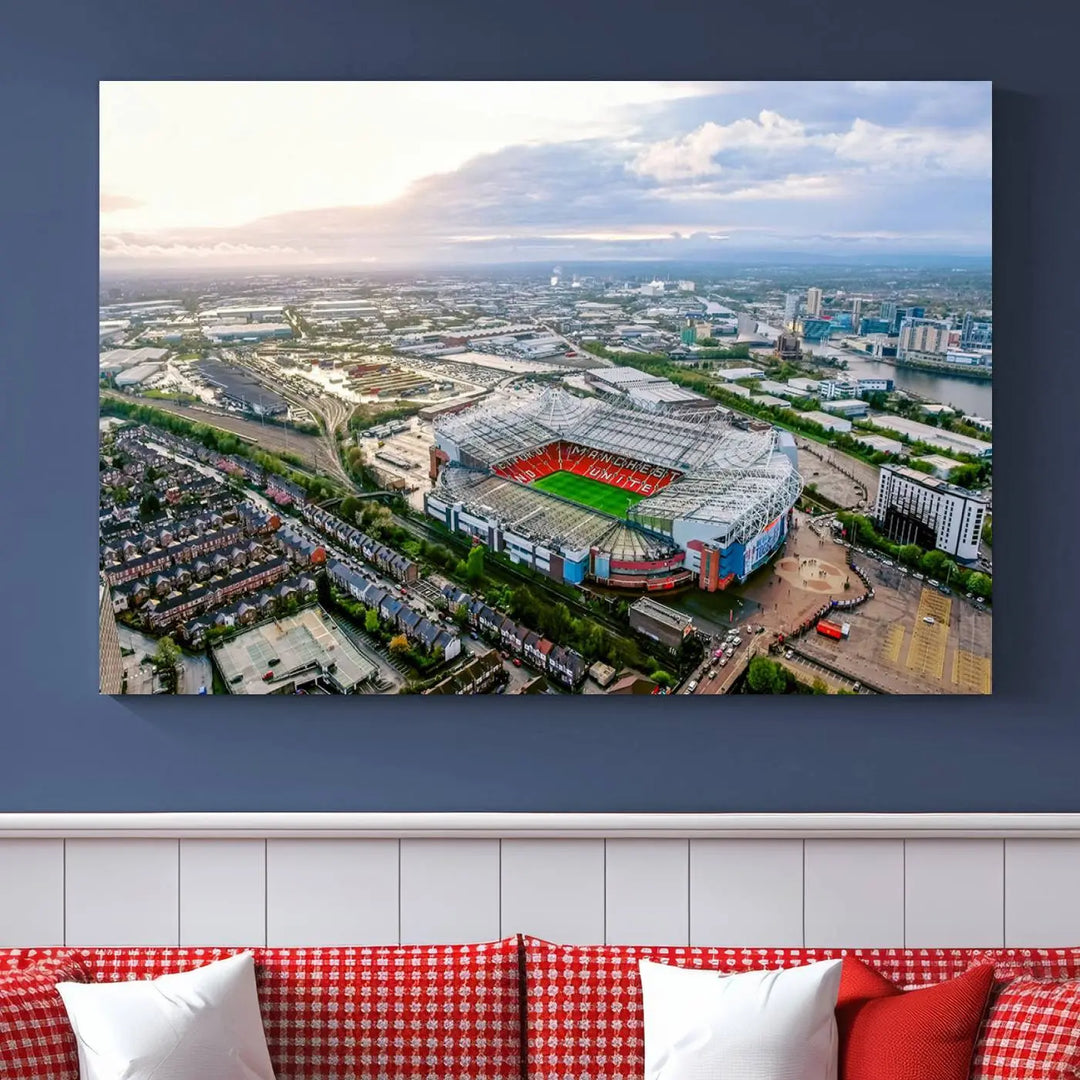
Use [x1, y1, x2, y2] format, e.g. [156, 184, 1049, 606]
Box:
[970, 949, 1080, 981]
[836, 957, 994, 1080]
[971, 977, 1080, 1079]
[639, 957, 843, 1080]
[0, 954, 90, 1080]
[0, 940, 522, 1080]
[521, 938, 975, 1080]
[57, 951, 275, 1080]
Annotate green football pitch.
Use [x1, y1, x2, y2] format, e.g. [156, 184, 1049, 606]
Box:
[531, 470, 645, 516]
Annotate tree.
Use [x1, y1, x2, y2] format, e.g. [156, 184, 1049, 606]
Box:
[340, 496, 362, 522]
[151, 636, 181, 694]
[652, 670, 675, 688]
[746, 656, 789, 694]
[920, 549, 948, 577]
[465, 545, 485, 585]
[364, 608, 380, 633]
[967, 572, 992, 599]
[811, 677, 829, 695]
[389, 634, 410, 655]
[139, 492, 161, 520]
[898, 544, 923, 567]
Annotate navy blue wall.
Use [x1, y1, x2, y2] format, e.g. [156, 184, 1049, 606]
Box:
[0, 0, 1076, 812]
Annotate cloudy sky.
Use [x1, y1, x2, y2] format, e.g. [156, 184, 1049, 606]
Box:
[100, 81, 991, 268]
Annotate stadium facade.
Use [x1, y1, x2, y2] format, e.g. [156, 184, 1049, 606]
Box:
[424, 387, 802, 593]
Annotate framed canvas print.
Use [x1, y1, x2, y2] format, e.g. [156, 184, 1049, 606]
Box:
[98, 80, 991, 698]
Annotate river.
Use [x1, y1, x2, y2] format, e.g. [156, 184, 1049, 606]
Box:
[752, 320, 993, 418]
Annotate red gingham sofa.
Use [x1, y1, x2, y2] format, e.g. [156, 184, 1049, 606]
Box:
[4, 936, 1080, 1079]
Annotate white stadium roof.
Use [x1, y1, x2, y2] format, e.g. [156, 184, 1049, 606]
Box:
[433, 385, 802, 549]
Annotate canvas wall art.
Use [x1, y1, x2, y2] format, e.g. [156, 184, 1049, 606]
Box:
[98, 81, 992, 697]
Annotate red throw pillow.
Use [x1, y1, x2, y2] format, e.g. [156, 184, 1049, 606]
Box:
[0, 955, 91, 1080]
[836, 956, 994, 1080]
[971, 977, 1080, 1079]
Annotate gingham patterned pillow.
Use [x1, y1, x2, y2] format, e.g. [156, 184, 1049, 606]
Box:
[0, 954, 90, 1080]
[971, 977, 1080, 1079]
[971, 949, 1080, 982]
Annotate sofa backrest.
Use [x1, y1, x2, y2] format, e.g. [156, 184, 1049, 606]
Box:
[520, 937, 1080, 1080]
[0, 939, 522, 1080]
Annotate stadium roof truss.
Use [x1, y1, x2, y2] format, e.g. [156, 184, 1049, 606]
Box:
[433, 385, 802, 552]
[629, 463, 803, 545]
[434, 386, 776, 474]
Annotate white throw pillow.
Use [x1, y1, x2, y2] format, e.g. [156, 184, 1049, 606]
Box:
[57, 951, 276, 1080]
[639, 957, 843, 1080]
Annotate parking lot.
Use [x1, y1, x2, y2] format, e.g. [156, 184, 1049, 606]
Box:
[796, 556, 992, 694]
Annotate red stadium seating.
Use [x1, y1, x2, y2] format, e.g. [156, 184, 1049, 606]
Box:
[493, 442, 679, 496]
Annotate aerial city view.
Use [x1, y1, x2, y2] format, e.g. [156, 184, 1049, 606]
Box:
[98, 81, 991, 696]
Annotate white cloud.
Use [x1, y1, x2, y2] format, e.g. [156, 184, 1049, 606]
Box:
[629, 110, 809, 181]
[823, 118, 991, 176]
[630, 111, 991, 183]
[659, 173, 844, 202]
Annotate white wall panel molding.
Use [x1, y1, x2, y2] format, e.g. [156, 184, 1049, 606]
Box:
[64, 839, 180, 946]
[500, 839, 605, 944]
[904, 839, 1005, 947]
[690, 839, 804, 947]
[804, 839, 905, 947]
[180, 839, 266, 947]
[2, 819, 1078, 950]
[605, 839, 689, 945]
[399, 838, 500, 944]
[4, 812, 1080, 839]
[0, 839, 65, 946]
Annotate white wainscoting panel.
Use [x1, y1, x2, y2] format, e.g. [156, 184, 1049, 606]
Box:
[1005, 839, 1080, 946]
[266, 839, 398, 947]
[804, 839, 904, 947]
[604, 839, 689, 945]
[0, 840, 64, 946]
[690, 839, 804, 946]
[180, 839, 266, 947]
[500, 839, 605, 944]
[904, 839, 1004, 947]
[399, 839, 500, 943]
[64, 839, 180, 946]
[2, 818, 1079, 951]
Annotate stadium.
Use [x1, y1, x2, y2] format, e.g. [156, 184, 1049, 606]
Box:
[424, 386, 802, 592]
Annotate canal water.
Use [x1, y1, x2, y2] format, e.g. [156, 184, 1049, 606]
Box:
[752, 320, 993, 419]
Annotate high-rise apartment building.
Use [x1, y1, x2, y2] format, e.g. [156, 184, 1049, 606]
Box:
[806, 287, 823, 317]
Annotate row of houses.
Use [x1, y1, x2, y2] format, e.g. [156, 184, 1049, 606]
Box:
[326, 560, 461, 661]
[139, 556, 293, 632]
[102, 523, 249, 585]
[273, 523, 327, 567]
[109, 540, 267, 602]
[439, 584, 586, 689]
[424, 650, 504, 695]
[181, 574, 318, 647]
[301, 503, 419, 583]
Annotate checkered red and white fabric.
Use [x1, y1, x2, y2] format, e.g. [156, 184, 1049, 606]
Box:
[0, 954, 89, 1080]
[521, 937, 977, 1080]
[971, 977, 1080, 1079]
[0, 940, 522, 1080]
[971, 948, 1080, 981]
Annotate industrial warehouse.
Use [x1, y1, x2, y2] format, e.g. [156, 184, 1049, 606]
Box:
[425, 386, 802, 592]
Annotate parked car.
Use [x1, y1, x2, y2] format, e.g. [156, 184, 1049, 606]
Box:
[708, 669, 717, 679]
[923, 616, 936, 625]
[719, 658, 728, 668]
[512, 658, 522, 667]
[785, 650, 794, 660]
[852, 682, 861, 692]
[687, 680, 698, 693]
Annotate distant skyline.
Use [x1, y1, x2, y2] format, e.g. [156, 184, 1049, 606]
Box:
[100, 81, 992, 269]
